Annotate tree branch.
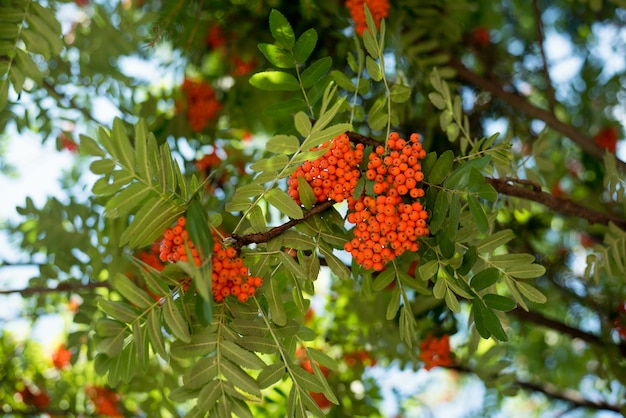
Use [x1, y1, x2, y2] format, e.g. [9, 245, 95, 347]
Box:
[451, 364, 621, 413]
[532, 0, 556, 113]
[448, 57, 626, 171]
[486, 177, 626, 230]
[509, 306, 626, 357]
[0, 281, 110, 297]
[231, 200, 335, 250]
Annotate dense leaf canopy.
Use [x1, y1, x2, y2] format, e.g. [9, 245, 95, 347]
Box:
[1, 0, 626, 417]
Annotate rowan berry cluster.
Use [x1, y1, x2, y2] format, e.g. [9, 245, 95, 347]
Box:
[593, 126, 619, 154]
[345, 0, 390, 36]
[344, 132, 428, 271]
[419, 334, 453, 371]
[211, 237, 263, 303]
[158, 217, 262, 303]
[158, 216, 201, 266]
[287, 133, 365, 204]
[181, 78, 222, 132]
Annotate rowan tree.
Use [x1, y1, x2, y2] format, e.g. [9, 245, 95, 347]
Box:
[1, 0, 625, 417]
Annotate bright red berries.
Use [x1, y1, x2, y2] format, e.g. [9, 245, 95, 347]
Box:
[180, 78, 222, 132]
[419, 334, 453, 370]
[288, 133, 365, 205]
[344, 132, 428, 271]
[211, 236, 263, 303]
[345, 0, 390, 36]
[159, 217, 262, 303]
[159, 216, 201, 266]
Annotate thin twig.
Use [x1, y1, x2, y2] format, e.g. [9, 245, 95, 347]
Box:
[533, 0, 556, 113]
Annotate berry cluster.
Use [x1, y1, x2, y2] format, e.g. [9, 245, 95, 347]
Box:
[345, 0, 390, 36]
[419, 334, 453, 371]
[158, 217, 201, 266]
[181, 78, 222, 132]
[344, 132, 428, 271]
[288, 133, 365, 204]
[211, 237, 263, 303]
[158, 217, 262, 303]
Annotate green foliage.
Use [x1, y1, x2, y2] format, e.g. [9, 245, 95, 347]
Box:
[0, 1, 63, 110]
[2, 0, 626, 417]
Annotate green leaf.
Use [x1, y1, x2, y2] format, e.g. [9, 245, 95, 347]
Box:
[96, 319, 126, 337]
[483, 307, 508, 341]
[249, 71, 300, 91]
[304, 123, 352, 150]
[362, 24, 378, 58]
[300, 56, 332, 88]
[506, 263, 546, 279]
[257, 361, 286, 389]
[428, 190, 449, 234]
[97, 333, 125, 357]
[264, 98, 309, 118]
[428, 150, 454, 185]
[390, 84, 411, 103]
[468, 194, 489, 234]
[483, 294, 516, 311]
[112, 272, 155, 309]
[267, 278, 287, 326]
[14, 49, 41, 83]
[184, 356, 219, 389]
[372, 268, 395, 291]
[475, 229, 515, 253]
[195, 381, 221, 412]
[221, 358, 262, 398]
[365, 56, 382, 81]
[386, 287, 401, 319]
[490, 253, 536, 269]
[471, 268, 499, 291]
[258, 43, 295, 68]
[163, 297, 191, 343]
[172, 332, 218, 358]
[515, 281, 547, 303]
[291, 367, 325, 393]
[104, 183, 151, 219]
[269, 9, 295, 50]
[297, 176, 316, 210]
[319, 245, 350, 279]
[293, 28, 317, 63]
[147, 309, 168, 360]
[267, 134, 300, 154]
[307, 349, 339, 371]
[294, 111, 312, 137]
[237, 336, 279, 354]
[445, 289, 461, 313]
[331, 70, 356, 92]
[428, 92, 446, 110]
[417, 260, 439, 281]
[265, 188, 304, 219]
[221, 340, 266, 370]
[98, 298, 138, 323]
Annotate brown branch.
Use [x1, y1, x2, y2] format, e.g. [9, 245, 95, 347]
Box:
[509, 307, 626, 357]
[486, 177, 626, 230]
[449, 364, 621, 413]
[231, 200, 335, 250]
[532, 0, 556, 113]
[0, 281, 110, 297]
[448, 57, 626, 171]
[41, 79, 100, 125]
